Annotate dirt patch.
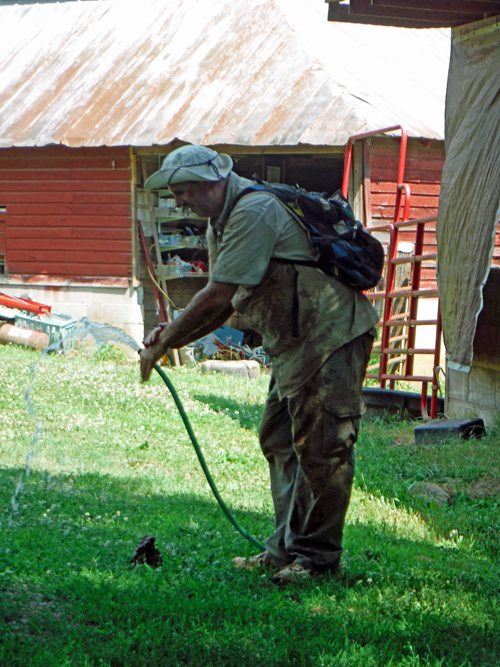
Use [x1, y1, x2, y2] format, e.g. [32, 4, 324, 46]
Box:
[411, 482, 453, 505]
[467, 476, 500, 499]
[411, 476, 500, 505]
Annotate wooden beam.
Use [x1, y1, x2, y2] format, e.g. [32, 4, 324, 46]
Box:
[452, 13, 500, 41]
[327, 4, 447, 27]
[133, 145, 345, 157]
[362, 140, 372, 227]
[140, 157, 180, 367]
[372, 0, 500, 14]
[351, 0, 482, 24]
[327, 0, 500, 27]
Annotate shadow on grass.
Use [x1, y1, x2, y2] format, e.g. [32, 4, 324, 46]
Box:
[1, 466, 498, 667]
[192, 392, 263, 433]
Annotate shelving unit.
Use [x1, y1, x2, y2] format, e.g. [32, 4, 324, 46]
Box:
[137, 159, 210, 368]
[154, 191, 209, 279]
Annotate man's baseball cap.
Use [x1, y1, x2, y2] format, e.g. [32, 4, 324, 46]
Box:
[145, 145, 233, 190]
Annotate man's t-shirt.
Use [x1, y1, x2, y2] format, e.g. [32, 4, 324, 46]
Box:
[207, 172, 379, 399]
[209, 174, 315, 285]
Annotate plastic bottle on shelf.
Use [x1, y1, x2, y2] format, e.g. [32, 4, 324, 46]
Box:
[166, 254, 181, 276]
[166, 254, 192, 276]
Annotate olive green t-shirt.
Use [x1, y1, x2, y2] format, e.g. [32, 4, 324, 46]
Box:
[208, 173, 379, 398]
[209, 174, 316, 284]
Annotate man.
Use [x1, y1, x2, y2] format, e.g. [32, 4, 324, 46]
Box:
[140, 144, 378, 585]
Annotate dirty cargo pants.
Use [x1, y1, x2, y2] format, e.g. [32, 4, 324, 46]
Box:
[259, 331, 373, 571]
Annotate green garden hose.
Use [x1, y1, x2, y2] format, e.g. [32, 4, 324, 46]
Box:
[153, 363, 265, 551]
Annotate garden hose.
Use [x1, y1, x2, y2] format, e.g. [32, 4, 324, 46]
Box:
[153, 363, 265, 551]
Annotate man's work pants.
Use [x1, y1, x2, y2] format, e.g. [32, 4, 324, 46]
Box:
[259, 331, 373, 571]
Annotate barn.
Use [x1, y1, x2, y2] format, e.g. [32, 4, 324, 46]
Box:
[0, 0, 450, 349]
[327, 0, 500, 424]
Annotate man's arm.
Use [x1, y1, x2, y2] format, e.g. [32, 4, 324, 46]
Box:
[139, 280, 238, 381]
[151, 305, 234, 351]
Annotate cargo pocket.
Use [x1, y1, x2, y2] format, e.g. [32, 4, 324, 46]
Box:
[321, 339, 370, 419]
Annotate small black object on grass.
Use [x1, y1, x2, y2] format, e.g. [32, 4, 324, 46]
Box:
[130, 535, 163, 567]
[414, 418, 486, 445]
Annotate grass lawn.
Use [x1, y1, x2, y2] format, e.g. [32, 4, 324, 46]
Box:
[0, 343, 499, 667]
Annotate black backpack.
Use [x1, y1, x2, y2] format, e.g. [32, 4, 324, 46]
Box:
[233, 178, 385, 291]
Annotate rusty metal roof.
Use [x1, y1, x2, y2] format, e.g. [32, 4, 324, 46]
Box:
[0, 0, 450, 148]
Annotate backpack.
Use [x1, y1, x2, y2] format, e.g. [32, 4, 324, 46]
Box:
[233, 178, 385, 291]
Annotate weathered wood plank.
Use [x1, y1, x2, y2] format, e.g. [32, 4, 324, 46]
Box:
[9, 227, 130, 240]
[0, 169, 130, 182]
[0, 181, 130, 193]
[7, 260, 130, 277]
[8, 215, 129, 227]
[7, 203, 131, 216]
[8, 239, 131, 252]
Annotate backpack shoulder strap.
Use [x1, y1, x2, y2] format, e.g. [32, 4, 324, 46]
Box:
[232, 185, 320, 271]
[232, 183, 306, 229]
[233, 184, 274, 208]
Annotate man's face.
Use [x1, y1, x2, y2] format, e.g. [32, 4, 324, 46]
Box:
[169, 182, 219, 218]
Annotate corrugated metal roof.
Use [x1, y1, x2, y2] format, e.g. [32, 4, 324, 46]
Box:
[0, 0, 450, 148]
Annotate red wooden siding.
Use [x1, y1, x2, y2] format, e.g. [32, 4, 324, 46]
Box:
[368, 137, 444, 221]
[367, 138, 445, 287]
[0, 146, 132, 279]
[0, 208, 6, 274]
[368, 140, 500, 282]
[0, 211, 5, 255]
[493, 224, 500, 267]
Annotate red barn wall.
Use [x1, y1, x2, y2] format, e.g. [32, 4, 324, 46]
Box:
[0, 208, 5, 266]
[367, 137, 444, 289]
[0, 145, 132, 280]
[368, 137, 444, 224]
[368, 138, 500, 282]
[493, 223, 500, 268]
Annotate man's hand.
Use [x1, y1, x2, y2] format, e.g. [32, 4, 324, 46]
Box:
[138, 280, 238, 382]
[143, 322, 168, 348]
[140, 323, 170, 382]
[139, 345, 162, 383]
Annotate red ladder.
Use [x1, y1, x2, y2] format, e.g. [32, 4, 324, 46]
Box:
[343, 126, 442, 419]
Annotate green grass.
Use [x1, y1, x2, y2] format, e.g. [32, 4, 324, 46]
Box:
[1, 344, 499, 666]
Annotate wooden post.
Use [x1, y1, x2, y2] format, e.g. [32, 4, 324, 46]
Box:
[140, 158, 180, 368]
[362, 139, 373, 226]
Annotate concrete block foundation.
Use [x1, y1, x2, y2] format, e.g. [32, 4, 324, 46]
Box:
[0, 279, 146, 347]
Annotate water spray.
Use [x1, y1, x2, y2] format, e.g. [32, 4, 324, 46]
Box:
[11, 317, 264, 549]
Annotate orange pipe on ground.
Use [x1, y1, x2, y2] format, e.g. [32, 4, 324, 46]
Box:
[0, 323, 49, 350]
